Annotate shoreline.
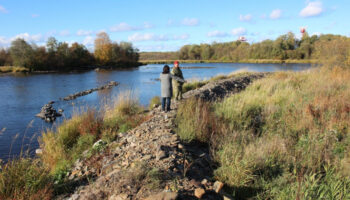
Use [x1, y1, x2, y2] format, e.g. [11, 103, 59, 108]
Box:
[0, 62, 144, 75]
[140, 59, 317, 65]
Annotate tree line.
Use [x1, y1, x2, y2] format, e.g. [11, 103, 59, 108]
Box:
[140, 32, 349, 62]
[0, 32, 140, 71]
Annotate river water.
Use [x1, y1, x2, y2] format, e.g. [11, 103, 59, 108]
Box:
[0, 63, 311, 160]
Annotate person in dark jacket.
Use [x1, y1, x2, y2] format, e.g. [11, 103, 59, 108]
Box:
[160, 65, 185, 112]
[171, 61, 184, 100]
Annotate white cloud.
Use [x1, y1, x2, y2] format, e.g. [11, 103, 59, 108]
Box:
[110, 22, 138, 32]
[300, 1, 323, 17]
[0, 36, 9, 47]
[59, 30, 70, 36]
[207, 30, 229, 37]
[270, 9, 282, 19]
[231, 27, 247, 36]
[12, 33, 43, 42]
[311, 32, 321, 36]
[182, 18, 199, 26]
[77, 30, 93, 36]
[239, 14, 252, 22]
[136, 44, 181, 52]
[173, 34, 189, 40]
[143, 22, 154, 29]
[128, 33, 154, 42]
[110, 22, 153, 32]
[0, 5, 8, 14]
[128, 33, 189, 42]
[83, 36, 94, 46]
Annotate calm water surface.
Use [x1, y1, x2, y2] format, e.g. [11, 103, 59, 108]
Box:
[0, 63, 311, 160]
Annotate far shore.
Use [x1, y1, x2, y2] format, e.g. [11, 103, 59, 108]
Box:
[140, 59, 317, 65]
[0, 62, 144, 75]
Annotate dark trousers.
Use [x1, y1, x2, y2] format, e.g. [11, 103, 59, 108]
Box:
[161, 97, 171, 111]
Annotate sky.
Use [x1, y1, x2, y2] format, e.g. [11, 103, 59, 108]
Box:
[0, 0, 349, 52]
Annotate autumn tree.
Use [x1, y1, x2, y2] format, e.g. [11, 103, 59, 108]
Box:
[94, 32, 113, 65]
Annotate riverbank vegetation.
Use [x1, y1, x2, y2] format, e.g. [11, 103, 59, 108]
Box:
[0, 91, 148, 199]
[140, 32, 347, 64]
[0, 66, 29, 73]
[0, 32, 140, 72]
[175, 38, 350, 199]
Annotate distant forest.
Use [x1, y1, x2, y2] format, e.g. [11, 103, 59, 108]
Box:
[0, 32, 140, 71]
[140, 32, 349, 62]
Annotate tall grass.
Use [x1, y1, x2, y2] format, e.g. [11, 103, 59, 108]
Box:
[0, 158, 53, 200]
[175, 66, 350, 198]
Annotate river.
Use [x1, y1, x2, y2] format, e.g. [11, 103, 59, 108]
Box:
[0, 63, 311, 160]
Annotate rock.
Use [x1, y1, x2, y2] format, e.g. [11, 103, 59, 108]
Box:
[190, 179, 201, 187]
[35, 148, 43, 155]
[178, 144, 184, 149]
[194, 188, 206, 199]
[93, 139, 107, 150]
[156, 150, 167, 160]
[58, 108, 64, 113]
[201, 179, 208, 185]
[223, 195, 234, 200]
[213, 181, 224, 193]
[68, 194, 79, 200]
[35, 103, 62, 122]
[101, 160, 121, 176]
[144, 191, 178, 200]
[109, 193, 128, 200]
[61, 81, 119, 101]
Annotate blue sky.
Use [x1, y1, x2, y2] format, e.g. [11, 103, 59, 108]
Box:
[0, 0, 349, 51]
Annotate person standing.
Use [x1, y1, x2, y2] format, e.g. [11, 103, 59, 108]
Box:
[171, 61, 184, 100]
[160, 65, 185, 112]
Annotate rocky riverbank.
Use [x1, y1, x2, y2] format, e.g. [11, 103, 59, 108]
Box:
[58, 73, 266, 200]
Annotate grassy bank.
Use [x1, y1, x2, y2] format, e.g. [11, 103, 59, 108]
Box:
[0, 91, 148, 199]
[140, 59, 317, 65]
[0, 66, 29, 73]
[175, 66, 350, 199]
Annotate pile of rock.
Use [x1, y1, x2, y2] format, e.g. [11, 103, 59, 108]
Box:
[183, 72, 267, 101]
[61, 81, 118, 101]
[35, 102, 63, 122]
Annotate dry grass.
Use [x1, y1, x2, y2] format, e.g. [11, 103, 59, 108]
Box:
[0, 158, 53, 200]
[175, 66, 350, 199]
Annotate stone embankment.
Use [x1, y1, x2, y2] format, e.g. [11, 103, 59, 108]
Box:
[60, 73, 266, 200]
